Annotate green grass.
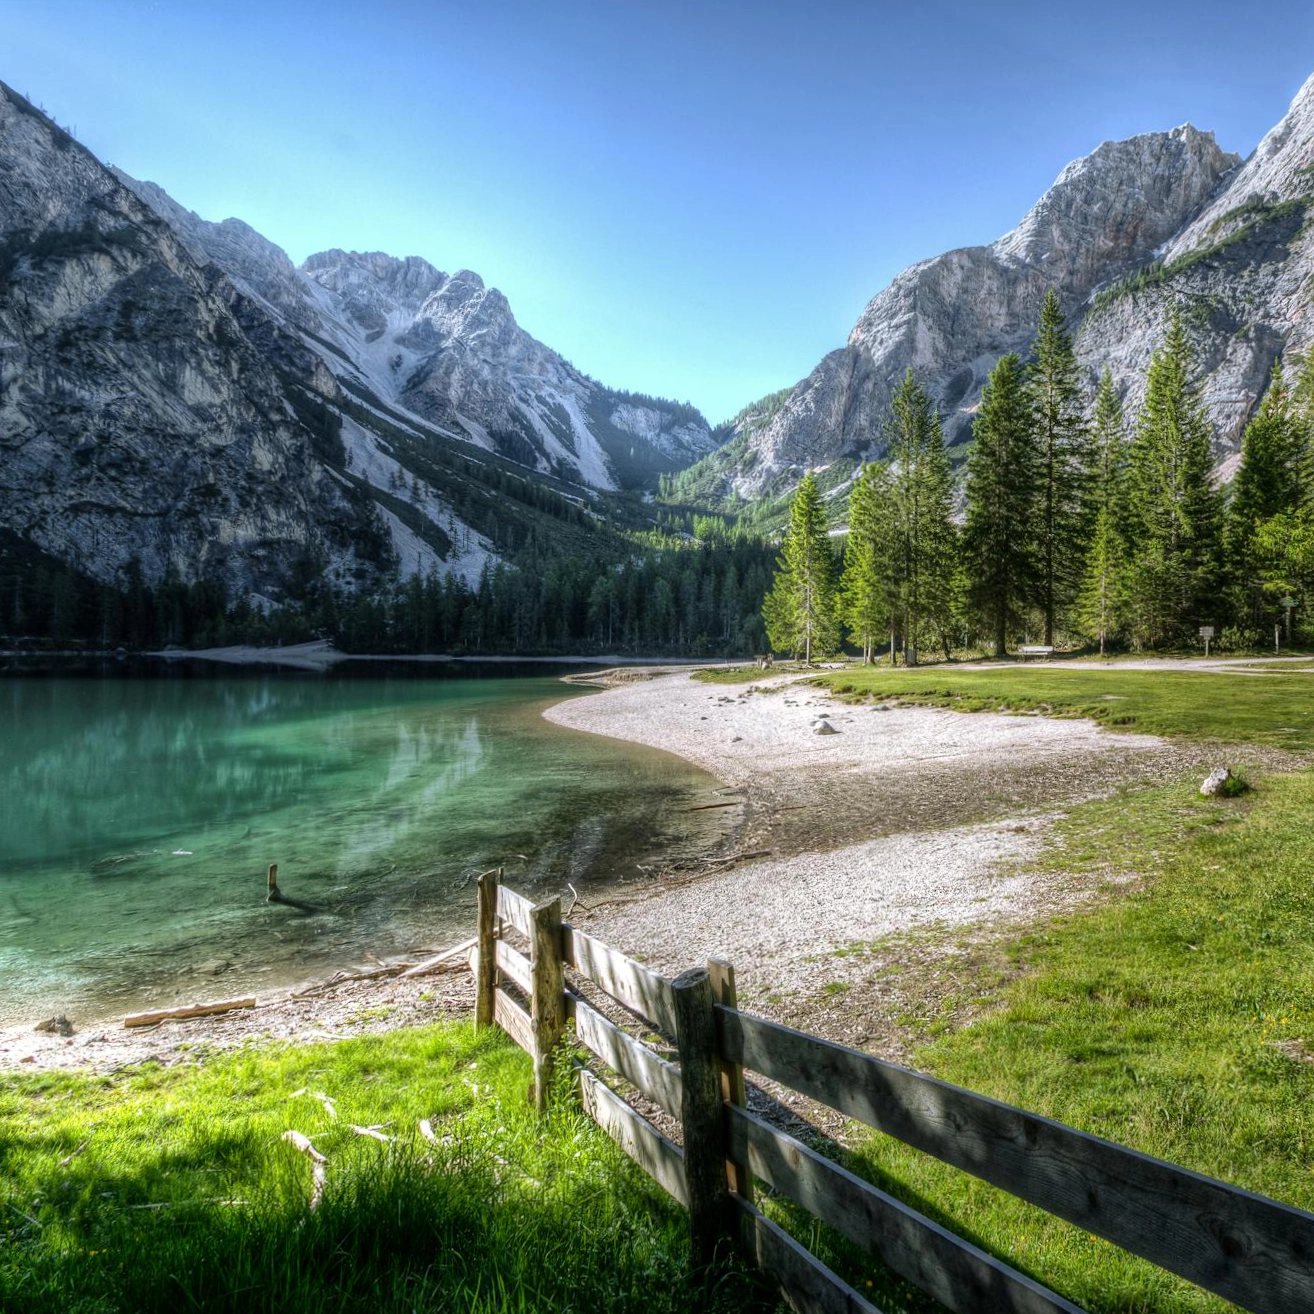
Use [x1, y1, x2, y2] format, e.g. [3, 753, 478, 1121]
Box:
[0, 1024, 773, 1314]
[828, 772, 1314, 1311]
[814, 665, 1314, 749]
[692, 664, 813, 686]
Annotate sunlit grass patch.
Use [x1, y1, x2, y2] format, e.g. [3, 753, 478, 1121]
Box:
[818, 773, 1314, 1311]
[0, 1024, 771, 1313]
[815, 665, 1314, 749]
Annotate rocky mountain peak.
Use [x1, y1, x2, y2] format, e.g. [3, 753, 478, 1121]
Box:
[300, 248, 448, 328]
[992, 124, 1239, 286]
[1163, 72, 1314, 262]
[734, 119, 1246, 495]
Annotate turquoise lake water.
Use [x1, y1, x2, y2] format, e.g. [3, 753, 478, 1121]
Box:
[0, 665, 725, 1025]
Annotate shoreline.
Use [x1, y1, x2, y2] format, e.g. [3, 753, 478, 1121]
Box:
[0, 668, 1242, 1073]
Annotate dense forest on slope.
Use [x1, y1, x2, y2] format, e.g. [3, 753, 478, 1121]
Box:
[1, 522, 775, 658]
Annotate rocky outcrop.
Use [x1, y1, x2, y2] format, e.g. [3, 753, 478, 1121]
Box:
[1077, 73, 1314, 450]
[0, 84, 382, 599]
[116, 190, 721, 493]
[725, 106, 1298, 494]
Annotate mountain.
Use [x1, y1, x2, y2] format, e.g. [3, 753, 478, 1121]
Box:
[0, 80, 718, 608]
[0, 87, 385, 603]
[704, 75, 1314, 499]
[115, 175, 717, 492]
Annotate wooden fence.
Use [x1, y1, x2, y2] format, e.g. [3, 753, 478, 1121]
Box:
[474, 874, 1314, 1314]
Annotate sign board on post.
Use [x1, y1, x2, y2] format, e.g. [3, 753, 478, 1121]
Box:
[1199, 625, 1215, 658]
[1281, 596, 1297, 642]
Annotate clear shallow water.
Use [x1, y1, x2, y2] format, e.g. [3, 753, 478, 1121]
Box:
[0, 664, 726, 1025]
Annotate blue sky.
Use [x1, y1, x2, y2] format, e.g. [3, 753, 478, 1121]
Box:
[4, 1, 1314, 423]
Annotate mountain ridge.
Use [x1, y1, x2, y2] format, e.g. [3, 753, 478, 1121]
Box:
[0, 77, 723, 609]
[708, 118, 1248, 498]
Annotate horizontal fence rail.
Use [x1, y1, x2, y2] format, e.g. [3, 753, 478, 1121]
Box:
[719, 1006, 1314, 1314]
[727, 1105, 1080, 1314]
[474, 877, 1314, 1314]
[567, 989, 683, 1118]
[578, 1065, 688, 1206]
[562, 922, 678, 1036]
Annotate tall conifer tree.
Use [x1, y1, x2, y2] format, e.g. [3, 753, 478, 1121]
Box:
[963, 353, 1038, 656]
[886, 369, 956, 664]
[1124, 311, 1223, 648]
[1230, 361, 1306, 528]
[840, 462, 899, 663]
[762, 472, 837, 663]
[1075, 369, 1130, 654]
[1229, 360, 1314, 628]
[1026, 289, 1092, 645]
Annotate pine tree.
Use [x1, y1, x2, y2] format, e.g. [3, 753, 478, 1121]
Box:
[840, 462, 898, 662]
[963, 353, 1039, 656]
[1075, 370, 1130, 654]
[1026, 289, 1093, 645]
[886, 369, 956, 665]
[762, 472, 837, 663]
[1231, 361, 1306, 528]
[1076, 508, 1121, 656]
[1090, 367, 1129, 512]
[1123, 311, 1224, 648]
[1230, 359, 1314, 630]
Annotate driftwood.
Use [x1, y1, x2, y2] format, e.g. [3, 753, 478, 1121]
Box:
[349, 1123, 394, 1143]
[123, 997, 256, 1029]
[699, 849, 772, 868]
[399, 935, 477, 979]
[281, 1130, 327, 1210]
[292, 963, 416, 996]
[58, 1136, 93, 1168]
[288, 1088, 338, 1120]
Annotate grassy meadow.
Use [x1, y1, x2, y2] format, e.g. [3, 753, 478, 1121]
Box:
[0, 1025, 773, 1314]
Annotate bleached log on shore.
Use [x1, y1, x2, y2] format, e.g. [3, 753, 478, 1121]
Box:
[122, 997, 256, 1028]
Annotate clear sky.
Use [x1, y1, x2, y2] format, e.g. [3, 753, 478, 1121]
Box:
[4, 1, 1314, 423]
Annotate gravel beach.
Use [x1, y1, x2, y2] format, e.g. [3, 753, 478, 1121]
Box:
[544, 670, 1214, 1047]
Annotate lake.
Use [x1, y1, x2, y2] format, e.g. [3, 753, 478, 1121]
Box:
[0, 662, 728, 1026]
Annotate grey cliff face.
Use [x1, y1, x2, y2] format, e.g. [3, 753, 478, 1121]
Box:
[1076, 72, 1314, 451]
[732, 122, 1246, 495]
[0, 86, 380, 598]
[4, 87, 722, 601]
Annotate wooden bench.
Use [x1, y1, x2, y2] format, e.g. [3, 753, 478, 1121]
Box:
[1017, 645, 1054, 661]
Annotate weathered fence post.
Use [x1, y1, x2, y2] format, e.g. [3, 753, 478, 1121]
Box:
[529, 896, 565, 1113]
[707, 957, 753, 1204]
[673, 966, 734, 1271]
[475, 868, 499, 1029]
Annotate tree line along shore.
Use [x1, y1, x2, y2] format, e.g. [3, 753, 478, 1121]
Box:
[766, 292, 1314, 664]
[7, 293, 1313, 666]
